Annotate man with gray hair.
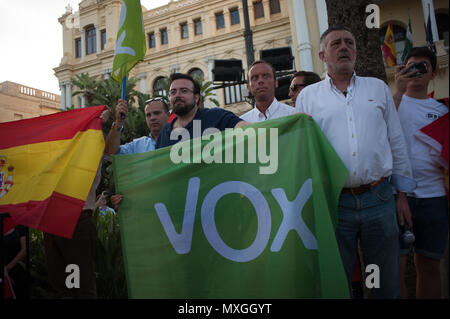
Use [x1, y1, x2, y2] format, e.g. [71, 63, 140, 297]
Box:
[296, 26, 416, 298]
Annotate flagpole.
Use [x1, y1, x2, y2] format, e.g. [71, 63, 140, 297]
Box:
[122, 75, 127, 100]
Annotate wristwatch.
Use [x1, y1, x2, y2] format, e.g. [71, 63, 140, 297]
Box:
[112, 122, 124, 133]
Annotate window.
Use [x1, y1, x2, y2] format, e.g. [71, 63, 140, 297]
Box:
[194, 18, 202, 35]
[253, 1, 264, 19]
[75, 38, 81, 58]
[216, 12, 225, 29]
[85, 26, 96, 55]
[180, 22, 188, 39]
[101, 29, 106, 51]
[230, 8, 240, 25]
[148, 32, 155, 48]
[435, 12, 449, 43]
[379, 24, 406, 64]
[269, 0, 281, 14]
[161, 28, 168, 45]
[153, 77, 168, 97]
[224, 82, 246, 105]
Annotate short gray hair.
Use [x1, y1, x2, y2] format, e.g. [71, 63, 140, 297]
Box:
[319, 25, 355, 51]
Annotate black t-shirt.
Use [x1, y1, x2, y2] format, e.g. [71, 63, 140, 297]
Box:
[4, 225, 27, 266]
[156, 107, 243, 149]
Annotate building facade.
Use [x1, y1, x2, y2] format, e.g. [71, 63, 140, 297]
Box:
[54, 0, 449, 114]
[0, 81, 61, 123]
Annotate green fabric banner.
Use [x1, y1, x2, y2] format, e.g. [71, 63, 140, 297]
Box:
[113, 114, 350, 298]
[111, 0, 146, 83]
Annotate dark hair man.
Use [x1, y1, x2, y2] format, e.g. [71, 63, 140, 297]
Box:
[105, 98, 170, 155]
[240, 60, 295, 122]
[394, 46, 448, 299]
[289, 71, 321, 106]
[296, 26, 416, 299]
[156, 73, 248, 149]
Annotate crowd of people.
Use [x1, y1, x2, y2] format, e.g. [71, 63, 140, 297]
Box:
[4, 26, 447, 299]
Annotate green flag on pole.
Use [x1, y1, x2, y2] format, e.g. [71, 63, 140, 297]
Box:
[112, 0, 146, 83]
[402, 13, 413, 62]
[113, 114, 350, 299]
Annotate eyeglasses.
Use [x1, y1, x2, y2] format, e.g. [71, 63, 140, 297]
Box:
[145, 96, 166, 105]
[169, 88, 194, 96]
[145, 97, 165, 104]
[289, 84, 307, 92]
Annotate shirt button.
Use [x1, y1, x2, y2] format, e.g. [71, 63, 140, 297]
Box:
[349, 117, 352, 121]
[352, 134, 354, 138]
[353, 171, 357, 176]
[352, 152, 356, 156]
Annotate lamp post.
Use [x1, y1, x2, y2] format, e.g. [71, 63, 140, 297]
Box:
[242, 0, 255, 69]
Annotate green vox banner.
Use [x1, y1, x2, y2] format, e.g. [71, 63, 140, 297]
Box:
[111, 0, 146, 83]
[113, 114, 350, 298]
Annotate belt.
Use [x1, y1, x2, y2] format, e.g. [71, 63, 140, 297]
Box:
[79, 209, 93, 219]
[341, 177, 386, 195]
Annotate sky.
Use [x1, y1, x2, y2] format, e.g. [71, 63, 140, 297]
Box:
[0, 0, 170, 95]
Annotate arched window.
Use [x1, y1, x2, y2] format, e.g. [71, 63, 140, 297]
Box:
[188, 68, 205, 81]
[379, 23, 406, 64]
[153, 76, 168, 97]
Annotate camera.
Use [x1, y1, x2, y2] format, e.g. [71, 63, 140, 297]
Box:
[406, 62, 428, 77]
[401, 223, 415, 244]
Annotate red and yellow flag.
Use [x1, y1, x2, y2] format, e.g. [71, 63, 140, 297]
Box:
[382, 21, 397, 67]
[0, 106, 105, 238]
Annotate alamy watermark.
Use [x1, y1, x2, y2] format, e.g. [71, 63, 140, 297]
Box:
[169, 120, 279, 175]
[365, 4, 380, 29]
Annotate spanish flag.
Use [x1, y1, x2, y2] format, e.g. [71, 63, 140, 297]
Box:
[382, 21, 397, 67]
[0, 106, 105, 238]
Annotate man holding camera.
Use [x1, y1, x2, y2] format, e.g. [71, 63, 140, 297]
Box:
[394, 46, 448, 299]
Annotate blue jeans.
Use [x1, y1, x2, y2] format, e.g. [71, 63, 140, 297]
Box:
[336, 180, 401, 299]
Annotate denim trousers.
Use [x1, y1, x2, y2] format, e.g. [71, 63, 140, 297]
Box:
[336, 180, 401, 299]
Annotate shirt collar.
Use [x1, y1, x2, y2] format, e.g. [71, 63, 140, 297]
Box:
[254, 98, 278, 119]
[325, 72, 357, 96]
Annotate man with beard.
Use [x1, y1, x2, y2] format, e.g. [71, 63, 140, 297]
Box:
[240, 60, 295, 122]
[105, 98, 170, 155]
[156, 73, 249, 149]
[295, 26, 416, 298]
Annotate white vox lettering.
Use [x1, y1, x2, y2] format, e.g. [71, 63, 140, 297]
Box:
[114, 1, 136, 58]
[65, 264, 80, 289]
[201, 181, 271, 262]
[154, 177, 315, 262]
[365, 4, 380, 29]
[365, 264, 380, 289]
[154, 177, 200, 254]
[270, 178, 317, 251]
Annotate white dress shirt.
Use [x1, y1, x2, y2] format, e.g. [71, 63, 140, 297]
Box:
[240, 98, 295, 122]
[296, 73, 415, 190]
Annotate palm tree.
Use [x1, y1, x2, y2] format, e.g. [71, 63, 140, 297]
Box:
[325, 0, 387, 82]
[71, 73, 99, 107]
[192, 74, 220, 109]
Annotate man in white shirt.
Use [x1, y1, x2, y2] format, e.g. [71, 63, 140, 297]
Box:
[105, 98, 170, 155]
[296, 26, 416, 298]
[393, 46, 448, 299]
[240, 60, 295, 122]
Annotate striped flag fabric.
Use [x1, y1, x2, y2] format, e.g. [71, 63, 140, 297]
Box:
[382, 21, 397, 67]
[401, 14, 413, 62]
[0, 106, 106, 238]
